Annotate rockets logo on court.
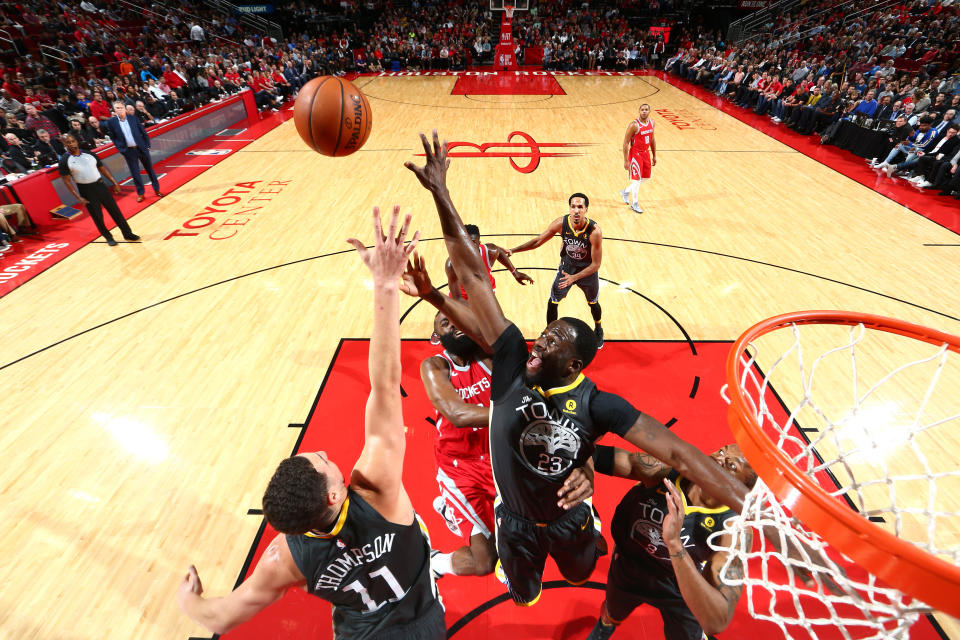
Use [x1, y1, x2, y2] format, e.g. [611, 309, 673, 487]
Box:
[415, 131, 594, 174]
[518, 419, 582, 477]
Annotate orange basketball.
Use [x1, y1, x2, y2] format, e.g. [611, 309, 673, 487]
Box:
[293, 76, 372, 157]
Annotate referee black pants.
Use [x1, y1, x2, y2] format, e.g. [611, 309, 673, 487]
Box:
[78, 181, 132, 240]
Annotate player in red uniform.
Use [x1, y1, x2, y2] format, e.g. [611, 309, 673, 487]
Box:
[620, 104, 657, 214]
[445, 224, 533, 300]
[401, 258, 595, 578]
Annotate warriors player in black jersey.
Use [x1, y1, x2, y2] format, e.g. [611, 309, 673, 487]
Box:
[177, 207, 446, 640]
[586, 444, 756, 640]
[507, 193, 604, 348]
[405, 131, 749, 608]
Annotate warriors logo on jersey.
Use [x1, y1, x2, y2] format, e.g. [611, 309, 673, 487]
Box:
[518, 418, 583, 477]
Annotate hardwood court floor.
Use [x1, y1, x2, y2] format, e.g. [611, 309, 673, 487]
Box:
[1, 74, 958, 640]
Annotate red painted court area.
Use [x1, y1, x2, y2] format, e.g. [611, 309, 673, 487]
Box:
[220, 339, 943, 640]
[451, 72, 566, 95]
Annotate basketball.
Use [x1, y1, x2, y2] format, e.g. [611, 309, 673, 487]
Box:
[293, 76, 372, 157]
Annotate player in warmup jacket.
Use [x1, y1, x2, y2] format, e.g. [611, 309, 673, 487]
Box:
[404, 130, 749, 607]
[445, 223, 533, 300]
[507, 194, 605, 349]
[585, 444, 757, 640]
[620, 103, 656, 214]
[177, 207, 446, 640]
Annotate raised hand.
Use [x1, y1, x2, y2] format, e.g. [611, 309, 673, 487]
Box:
[399, 252, 434, 298]
[404, 129, 450, 193]
[513, 270, 534, 285]
[557, 464, 594, 510]
[346, 205, 420, 284]
[662, 478, 685, 552]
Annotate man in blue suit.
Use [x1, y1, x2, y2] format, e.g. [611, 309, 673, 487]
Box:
[106, 101, 163, 202]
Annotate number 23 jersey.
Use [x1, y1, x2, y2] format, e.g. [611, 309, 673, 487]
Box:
[489, 323, 641, 523]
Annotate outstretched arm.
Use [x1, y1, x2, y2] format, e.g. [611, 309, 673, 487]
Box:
[177, 535, 305, 634]
[444, 257, 463, 299]
[488, 243, 534, 285]
[405, 131, 509, 348]
[621, 414, 747, 513]
[400, 253, 492, 353]
[508, 217, 562, 255]
[593, 444, 671, 487]
[346, 206, 421, 522]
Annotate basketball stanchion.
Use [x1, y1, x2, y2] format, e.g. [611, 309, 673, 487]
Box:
[713, 311, 960, 639]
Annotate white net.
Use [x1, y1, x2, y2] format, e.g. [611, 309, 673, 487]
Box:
[713, 319, 960, 639]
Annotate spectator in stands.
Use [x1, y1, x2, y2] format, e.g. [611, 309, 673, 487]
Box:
[2, 133, 37, 174]
[165, 90, 187, 117]
[23, 104, 61, 139]
[86, 116, 110, 147]
[881, 117, 938, 177]
[88, 91, 112, 121]
[873, 95, 894, 122]
[33, 128, 64, 166]
[0, 89, 23, 115]
[144, 94, 168, 120]
[69, 118, 97, 151]
[134, 101, 157, 127]
[931, 110, 958, 138]
[909, 125, 960, 189]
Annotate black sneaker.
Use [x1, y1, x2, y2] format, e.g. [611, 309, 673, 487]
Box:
[595, 325, 604, 350]
[586, 618, 617, 640]
[106, 237, 118, 246]
[123, 233, 141, 241]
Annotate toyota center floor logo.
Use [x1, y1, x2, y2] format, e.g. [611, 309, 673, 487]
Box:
[519, 419, 582, 477]
[415, 131, 594, 174]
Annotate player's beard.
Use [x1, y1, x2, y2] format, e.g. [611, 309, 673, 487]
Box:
[438, 331, 479, 359]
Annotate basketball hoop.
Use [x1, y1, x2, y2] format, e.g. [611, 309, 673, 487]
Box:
[716, 311, 960, 638]
[504, 3, 515, 20]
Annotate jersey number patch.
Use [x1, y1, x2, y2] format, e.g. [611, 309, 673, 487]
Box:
[342, 566, 406, 612]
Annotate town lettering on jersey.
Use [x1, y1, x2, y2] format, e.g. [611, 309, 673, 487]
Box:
[314, 533, 396, 591]
[164, 180, 292, 241]
[563, 236, 589, 261]
[456, 376, 490, 401]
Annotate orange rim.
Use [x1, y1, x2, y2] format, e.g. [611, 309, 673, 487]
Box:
[726, 310, 960, 617]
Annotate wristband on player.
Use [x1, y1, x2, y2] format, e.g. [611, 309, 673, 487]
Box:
[593, 444, 615, 476]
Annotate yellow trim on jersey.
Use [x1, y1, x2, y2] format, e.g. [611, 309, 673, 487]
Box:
[565, 215, 592, 237]
[304, 496, 350, 538]
[674, 477, 731, 515]
[565, 576, 590, 586]
[517, 587, 542, 607]
[533, 373, 585, 398]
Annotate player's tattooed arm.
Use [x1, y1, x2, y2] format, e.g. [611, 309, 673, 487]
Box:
[594, 445, 670, 487]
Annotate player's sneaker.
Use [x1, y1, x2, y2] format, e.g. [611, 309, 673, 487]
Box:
[595, 325, 604, 350]
[586, 618, 618, 640]
[630, 203, 643, 214]
[619, 189, 630, 204]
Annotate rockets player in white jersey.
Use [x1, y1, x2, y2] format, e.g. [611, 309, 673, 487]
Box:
[402, 260, 595, 578]
[620, 104, 657, 214]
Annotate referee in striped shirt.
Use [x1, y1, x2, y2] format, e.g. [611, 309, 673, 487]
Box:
[58, 133, 139, 246]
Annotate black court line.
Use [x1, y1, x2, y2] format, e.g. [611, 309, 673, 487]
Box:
[689, 376, 700, 399]
[237, 147, 413, 153]
[247, 508, 263, 515]
[923, 243, 960, 247]
[9, 235, 959, 373]
[288, 423, 304, 429]
[463, 94, 556, 104]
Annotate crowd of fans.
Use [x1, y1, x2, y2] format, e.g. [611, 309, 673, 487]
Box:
[0, 0, 956, 248]
[663, 0, 960, 198]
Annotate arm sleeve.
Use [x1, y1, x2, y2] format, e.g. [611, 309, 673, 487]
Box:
[593, 444, 615, 476]
[490, 322, 528, 403]
[57, 154, 70, 176]
[590, 390, 642, 437]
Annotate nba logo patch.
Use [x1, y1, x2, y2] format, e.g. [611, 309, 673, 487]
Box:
[335, 539, 345, 549]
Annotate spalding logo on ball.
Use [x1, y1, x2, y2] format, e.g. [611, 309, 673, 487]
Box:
[293, 76, 372, 157]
